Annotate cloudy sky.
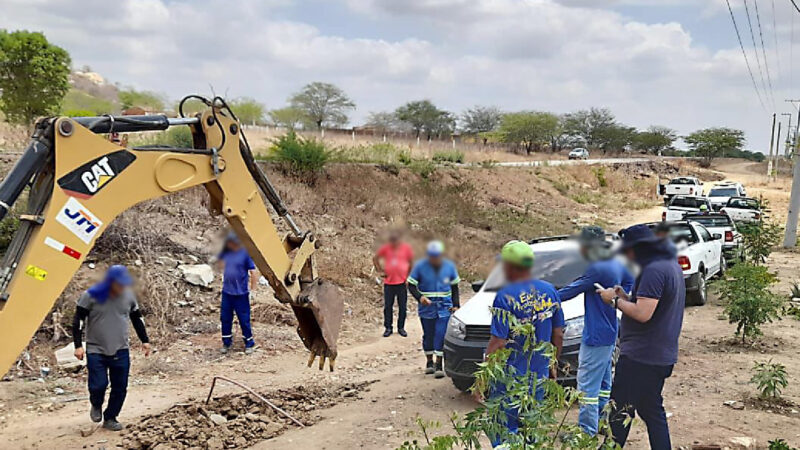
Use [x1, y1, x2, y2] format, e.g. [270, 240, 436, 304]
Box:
[2, 0, 800, 151]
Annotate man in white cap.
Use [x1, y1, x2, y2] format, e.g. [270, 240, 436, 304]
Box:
[407, 240, 460, 378]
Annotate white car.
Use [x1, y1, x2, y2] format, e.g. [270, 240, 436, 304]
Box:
[662, 195, 713, 222]
[658, 176, 703, 203]
[442, 236, 614, 392]
[647, 221, 723, 306]
[568, 148, 589, 160]
[721, 197, 762, 223]
[707, 183, 746, 211]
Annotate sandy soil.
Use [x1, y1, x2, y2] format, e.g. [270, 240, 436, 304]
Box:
[1, 158, 799, 449]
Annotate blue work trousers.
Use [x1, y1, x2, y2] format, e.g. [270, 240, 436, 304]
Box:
[577, 343, 615, 436]
[420, 316, 448, 357]
[221, 292, 254, 348]
[87, 349, 130, 421]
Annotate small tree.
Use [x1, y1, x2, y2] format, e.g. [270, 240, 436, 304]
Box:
[268, 131, 330, 184]
[496, 111, 560, 154]
[289, 82, 355, 130]
[461, 106, 502, 144]
[751, 360, 788, 400]
[0, 30, 71, 125]
[634, 126, 677, 155]
[717, 263, 784, 343]
[684, 127, 745, 167]
[229, 97, 266, 126]
[269, 106, 306, 131]
[739, 221, 782, 265]
[562, 107, 616, 149]
[395, 100, 453, 140]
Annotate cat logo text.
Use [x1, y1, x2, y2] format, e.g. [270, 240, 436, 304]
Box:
[57, 150, 136, 199]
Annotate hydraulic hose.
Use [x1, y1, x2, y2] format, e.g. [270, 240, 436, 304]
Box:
[0, 138, 51, 221]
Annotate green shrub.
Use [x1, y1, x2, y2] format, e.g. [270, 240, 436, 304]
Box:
[0, 214, 20, 255]
[739, 221, 782, 265]
[335, 142, 410, 165]
[769, 439, 797, 450]
[61, 109, 96, 117]
[432, 150, 465, 164]
[407, 159, 436, 179]
[593, 166, 608, 187]
[717, 263, 784, 343]
[751, 360, 789, 400]
[133, 126, 195, 148]
[268, 131, 330, 178]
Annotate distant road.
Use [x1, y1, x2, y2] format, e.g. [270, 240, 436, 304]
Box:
[490, 157, 652, 167]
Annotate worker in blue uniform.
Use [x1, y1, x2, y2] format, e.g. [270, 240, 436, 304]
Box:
[407, 240, 460, 378]
[485, 240, 565, 446]
[557, 226, 634, 436]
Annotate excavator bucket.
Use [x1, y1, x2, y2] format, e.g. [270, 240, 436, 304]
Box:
[293, 279, 344, 370]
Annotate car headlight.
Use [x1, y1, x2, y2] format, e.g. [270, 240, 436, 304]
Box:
[448, 316, 466, 340]
[563, 316, 584, 340]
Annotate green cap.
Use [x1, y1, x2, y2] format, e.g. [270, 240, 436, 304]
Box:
[699, 204, 709, 211]
[501, 240, 535, 268]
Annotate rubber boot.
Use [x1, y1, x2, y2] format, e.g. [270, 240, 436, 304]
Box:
[425, 356, 435, 375]
[434, 357, 445, 379]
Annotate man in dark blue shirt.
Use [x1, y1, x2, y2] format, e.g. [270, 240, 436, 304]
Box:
[217, 232, 258, 355]
[486, 240, 565, 445]
[557, 226, 634, 436]
[598, 224, 685, 449]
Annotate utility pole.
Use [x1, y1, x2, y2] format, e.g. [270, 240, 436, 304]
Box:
[784, 100, 800, 247]
[780, 113, 793, 179]
[775, 122, 782, 179]
[767, 113, 776, 177]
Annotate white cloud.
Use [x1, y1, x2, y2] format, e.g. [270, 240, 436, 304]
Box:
[0, 0, 796, 152]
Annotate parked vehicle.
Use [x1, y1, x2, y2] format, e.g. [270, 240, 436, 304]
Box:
[645, 221, 723, 306]
[568, 148, 589, 160]
[443, 236, 612, 392]
[706, 183, 746, 211]
[684, 213, 744, 264]
[658, 176, 703, 203]
[662, 195, 713, 221]
[721, 197, 762, 223]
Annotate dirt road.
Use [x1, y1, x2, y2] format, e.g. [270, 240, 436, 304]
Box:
[1, 158, 799, 449]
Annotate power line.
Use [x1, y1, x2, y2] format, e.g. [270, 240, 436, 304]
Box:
[754, 0, 776, 108]
[725, 0, 769, 111]
[790, 0, 800, 13]
[743, 0, 773, 108]
[771, 0, 782, 82]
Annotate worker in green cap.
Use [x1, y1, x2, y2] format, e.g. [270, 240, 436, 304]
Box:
[484, 240, 565, 446]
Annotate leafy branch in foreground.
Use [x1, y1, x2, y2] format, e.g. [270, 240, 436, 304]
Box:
[716, 263, 784, 344]
[398, 307, 620, 449]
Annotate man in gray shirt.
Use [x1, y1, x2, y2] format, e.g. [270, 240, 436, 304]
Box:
[72, 265, 150, 431]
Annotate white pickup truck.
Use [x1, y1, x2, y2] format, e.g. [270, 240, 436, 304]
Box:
[684, 212, 745, 264]
[662, 195, 713, 222]
[647, 221, 723, 306]
[658, 176, 703, 203]
[706, 183, 746, 211]
[720, 197, 763, 223]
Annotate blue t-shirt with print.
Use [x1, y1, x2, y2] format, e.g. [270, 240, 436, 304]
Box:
[557, 258, 634, 346]
[407, 258, 460, 319]
[220, 248, 256, 296]
[490, 279, 565, 379]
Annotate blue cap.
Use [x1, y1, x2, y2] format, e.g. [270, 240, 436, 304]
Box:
[427, 240, 444, 257]
[106, 264, 134, 286]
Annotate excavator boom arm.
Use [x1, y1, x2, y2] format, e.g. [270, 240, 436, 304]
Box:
[0, 101, 343, 376]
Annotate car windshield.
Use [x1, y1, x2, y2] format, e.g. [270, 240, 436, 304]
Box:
[669, 178, 696, 185]
[709, 188, 738, 197]
[482, 245, 588, 291]
[670, 197, 708, 208]
[686, 215, 732, 228]
[727, 198, 759, 209]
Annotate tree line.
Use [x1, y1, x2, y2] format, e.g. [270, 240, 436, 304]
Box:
[0, 29, 757, 164]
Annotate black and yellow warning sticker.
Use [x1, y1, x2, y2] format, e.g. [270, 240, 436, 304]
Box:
[25, 264, 47, 281]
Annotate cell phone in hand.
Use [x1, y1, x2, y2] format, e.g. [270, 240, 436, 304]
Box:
[594, 283, 605, 290]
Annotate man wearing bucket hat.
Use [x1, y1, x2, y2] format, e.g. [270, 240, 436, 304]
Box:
[557, 226, 634, 436]
[485, 240, 565, 445]
[72, 265, 151, 431]
[407, 240, 460, 378]
[217, 231, 259, 355]
[597, 224, 684, 449]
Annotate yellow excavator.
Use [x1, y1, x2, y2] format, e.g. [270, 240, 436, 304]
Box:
[0, 96, 344, 376]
